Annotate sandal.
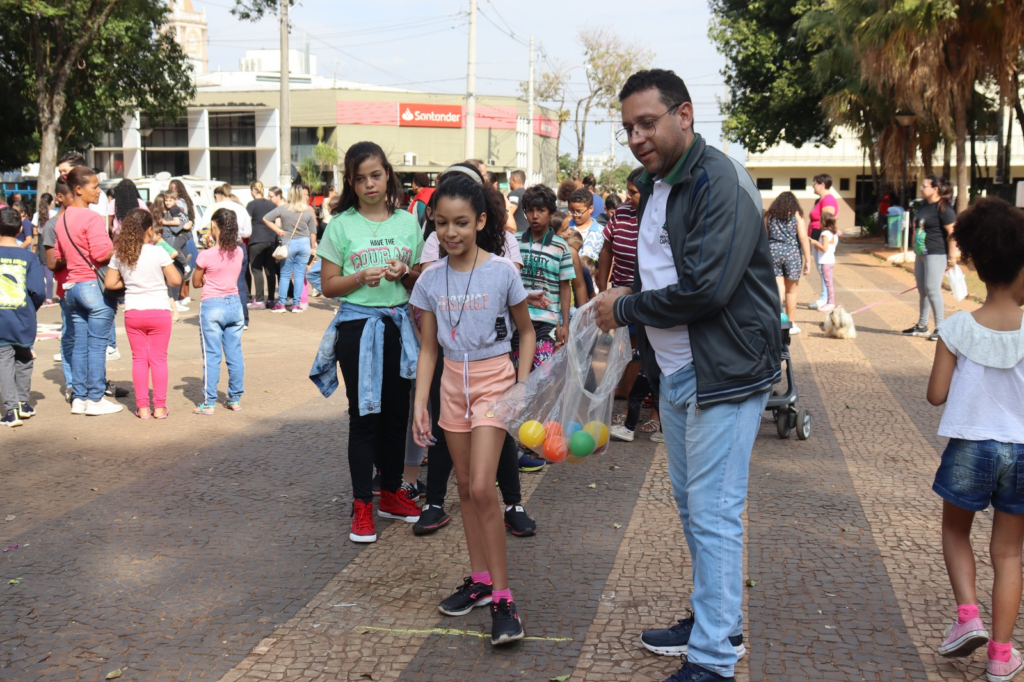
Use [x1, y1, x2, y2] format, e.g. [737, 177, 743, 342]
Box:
[638, 419, 661, 433]
[193, 403, 216, 415]
[225, 400, 242, 412]
[153, 407, 169, 420]
[135, 408, 151, 420]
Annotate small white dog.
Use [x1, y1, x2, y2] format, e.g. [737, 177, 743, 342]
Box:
[822, 305, 857, 339]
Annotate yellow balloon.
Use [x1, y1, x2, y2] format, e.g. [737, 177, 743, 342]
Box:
[518, 420, 546, 449]
[584, 421, 610, 448]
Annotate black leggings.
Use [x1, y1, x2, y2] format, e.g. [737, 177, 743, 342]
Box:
[424, 349, 522, 508]
[625, 372, 660, 432]
[336, 318, 410, 503]
[249, 241, 277, 304]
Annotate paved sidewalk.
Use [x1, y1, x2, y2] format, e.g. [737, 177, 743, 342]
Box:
[0, 248, 1004, 681]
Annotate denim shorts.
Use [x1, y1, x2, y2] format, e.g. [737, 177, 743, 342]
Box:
[933, 439, 1024, 514]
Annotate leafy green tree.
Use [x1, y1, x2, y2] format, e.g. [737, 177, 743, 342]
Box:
[709, 0, 832, 153]
[0, 0, 195, 195]
[557, 153, 579, 183]
[597, 163, 636, 195]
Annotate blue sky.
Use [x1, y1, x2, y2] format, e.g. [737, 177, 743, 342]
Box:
[195, 0, 741, 162]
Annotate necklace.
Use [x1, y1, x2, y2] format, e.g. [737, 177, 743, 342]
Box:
[356, 208, 388, 237]
[445, 247, 480, 341]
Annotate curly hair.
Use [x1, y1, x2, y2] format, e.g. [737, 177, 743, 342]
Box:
[557, 179, 577, 203]
[765, 191, 803, 223]
[210, 208, 238, 253]
[113, 179, 141, 223]
[114, 208, 154, 270]
[953, 197, 1024, 285]
[431, 173, 505, 257]
[522, 184, 557, 214]
[569, 188, 593, 208]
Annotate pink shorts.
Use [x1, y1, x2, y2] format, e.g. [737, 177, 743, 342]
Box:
[439, 354, 515, 433]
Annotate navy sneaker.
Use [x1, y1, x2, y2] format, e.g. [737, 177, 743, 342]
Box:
[413, 504, 450, 535]
[490, 598, 524, 645]
[1, 410, 22, 428]
[641, 611, 746, 658]
[504, 505, 536, 537]
[518, 451, 546, 472]
[17, 402, 35, 419]
[438, 577, 493, 616]
[664, 659, 734, 682]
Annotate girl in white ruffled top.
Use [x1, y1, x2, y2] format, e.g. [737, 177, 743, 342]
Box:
[926, 196, 1024, 681]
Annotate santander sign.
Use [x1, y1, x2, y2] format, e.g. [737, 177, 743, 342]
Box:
[399, 103, 463, 128]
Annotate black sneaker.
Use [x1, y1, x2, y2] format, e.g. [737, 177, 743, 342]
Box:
[105, 381, 129, 398]
[17, 402, 35, 419]
[518, 450, 546, 472]
[413, 504, 451, 535]
[438, 577, 493, 616]
[1, 410, 22, 428]
[640, 611, 746, 658]
[504, 505, 536, 537]
[902, 324, 930, 337]
[401, 481, 426, 501]
[490, 598, 524, 645]
[928, 330, 940, 342]
[371, 473, 380, 496]
[664, 660, 734, 681]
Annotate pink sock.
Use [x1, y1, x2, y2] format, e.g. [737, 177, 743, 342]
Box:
[957, 604, 980, 624]
[492, 588, 513, 602]
[989, 640, 1013, 662]
[471, 571, 491, 585]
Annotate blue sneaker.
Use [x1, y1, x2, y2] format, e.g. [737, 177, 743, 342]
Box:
[641, 611, 746, 658]
[664, 659, 734, 682]
[518, 451, 546, 472]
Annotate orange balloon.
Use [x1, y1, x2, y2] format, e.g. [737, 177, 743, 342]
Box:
[543, 435, 568, 462]
[543, 421, 563, 439]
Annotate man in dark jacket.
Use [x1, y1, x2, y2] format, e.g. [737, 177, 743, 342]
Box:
[595, 69, 781, 682]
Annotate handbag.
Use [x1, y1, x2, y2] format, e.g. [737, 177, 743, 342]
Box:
[61, 213, 111, 295]
[946, 264, 968, 301]
[273, 219, 301, 261]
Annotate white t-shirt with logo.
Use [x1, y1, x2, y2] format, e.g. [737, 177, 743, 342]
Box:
[637, 178, 692, 376]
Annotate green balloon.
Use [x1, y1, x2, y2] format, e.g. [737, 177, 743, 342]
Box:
[569, 430, 596, 457]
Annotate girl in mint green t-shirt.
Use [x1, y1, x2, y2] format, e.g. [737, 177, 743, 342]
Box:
[317, 141, 424, 544]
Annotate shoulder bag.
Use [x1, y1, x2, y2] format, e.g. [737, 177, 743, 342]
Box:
[62, 213, 111, 295]
[272, 214, 302, 261]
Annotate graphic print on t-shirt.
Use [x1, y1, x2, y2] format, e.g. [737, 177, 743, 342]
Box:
[0, 257, 28, 308]
[348, 237, 415, 271]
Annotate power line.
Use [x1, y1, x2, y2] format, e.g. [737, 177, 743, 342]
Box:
[476, 3, 529, 47]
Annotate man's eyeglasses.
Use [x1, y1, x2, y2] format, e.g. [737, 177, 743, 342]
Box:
[616, 103, 683, 146]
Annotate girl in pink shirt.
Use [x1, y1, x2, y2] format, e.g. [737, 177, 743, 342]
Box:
[191, 208, 245, 415]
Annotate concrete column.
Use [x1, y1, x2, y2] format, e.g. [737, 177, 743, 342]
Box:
[122, 112, 144, 179]
[255, 108, 280, 189]
[189, 108, 210, 180]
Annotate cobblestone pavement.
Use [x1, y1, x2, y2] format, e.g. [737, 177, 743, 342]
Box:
[0, 248, 1003, 681]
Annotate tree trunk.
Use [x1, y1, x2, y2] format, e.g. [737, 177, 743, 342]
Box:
[1007, 106, 1015, 182]
[954, 93, 969, 212]
[995, 104, 1006, 184]
[37, 116, 61, 198]
[943, 139, 952, 178]
[868, 139, 880, 198]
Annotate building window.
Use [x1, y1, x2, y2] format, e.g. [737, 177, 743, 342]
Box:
[756, 178, 773, 191]
[839, 178, 850, 191]
[209, 113, 256, 147]
[144, 150, 188, 177]
[98, 127, 123, 148]
[789, 178, 806, 191]
[211, 150, 256, 186]
[141, 115, 188, 148]
[290, 127, 335, 164]
[94, 151, 124, 178]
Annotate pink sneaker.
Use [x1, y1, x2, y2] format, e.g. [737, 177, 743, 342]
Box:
[938, 617, 988, 657]
[988, 648, 1024, 682]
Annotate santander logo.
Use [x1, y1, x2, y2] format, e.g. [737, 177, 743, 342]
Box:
[398, 103, 463, 128]
[401, 108, 414, 121]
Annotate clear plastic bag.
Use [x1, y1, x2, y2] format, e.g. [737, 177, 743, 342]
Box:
[946, 265, 968, 302]
[488, 300, 633, 463]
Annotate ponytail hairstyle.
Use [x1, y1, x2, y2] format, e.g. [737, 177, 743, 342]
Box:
[250, 180, 265, 198]
[114, 208, 154, 270]
[820, 213, 838, 234]
[65, 165, 97, 192]
[431, 172, 505, 256]
[211, 207, 239, 253]
[36, 193, 54, 222]
[334, 141, 401, 215]
[952, 197, 1024, 285]
[925, 174, 953, 212]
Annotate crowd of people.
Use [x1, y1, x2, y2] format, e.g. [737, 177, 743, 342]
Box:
[3, 66, 1024, 682]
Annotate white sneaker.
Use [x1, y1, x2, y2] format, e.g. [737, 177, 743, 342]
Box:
[85, 398, 124, 416]
[650, 430, 666, 443]
[177, 299, 191, 311]
[54, 352, 62, 362]
[609, 424, 635, 442]
[105, 346, 121, 361]
[71, 398, 87, 415]
[789, 324, 802, 335]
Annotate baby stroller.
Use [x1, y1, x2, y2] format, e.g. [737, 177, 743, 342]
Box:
[767, 320, 811, 440]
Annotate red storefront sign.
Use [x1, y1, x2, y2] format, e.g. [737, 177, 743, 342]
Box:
[398, 103, 463, 128]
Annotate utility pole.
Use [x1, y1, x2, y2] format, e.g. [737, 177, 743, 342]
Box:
[279, 0, 291, 189]
[526, 35, 535, 183]
[464, 0, 477, 160]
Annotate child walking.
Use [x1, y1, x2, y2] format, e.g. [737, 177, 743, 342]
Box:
[927, 197, 1024, 681]
[811, 213, 839, 313]
[105, 209, 182, 419]
[192, 208, 245, 415]
[410, 173, 535, 645]
[0, 207, 45, 427]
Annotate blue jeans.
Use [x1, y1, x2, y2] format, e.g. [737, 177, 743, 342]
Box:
[933, 439, 1024, 514]
[306, 259, 322, 293]
[60, 296, 75, 388]
[64, 281, 115, 401]
[235, 246, 249, 325]
[199, 296, 245, 405]
[659, 363, 769, 677]
[277, 239, 310, 308]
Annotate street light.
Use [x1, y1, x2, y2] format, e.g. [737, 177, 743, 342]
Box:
[895, 112, 917, 262]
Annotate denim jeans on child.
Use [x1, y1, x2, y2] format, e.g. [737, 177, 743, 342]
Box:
[306, 259, 322, 294]
[59, 296, 75, 389]
[658, 363, 769, 678]
[64, 281, 115, 401]
[199, 296, 245, 405]
[277, 239, 310, 308]
[933, 439, 1024, 514]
